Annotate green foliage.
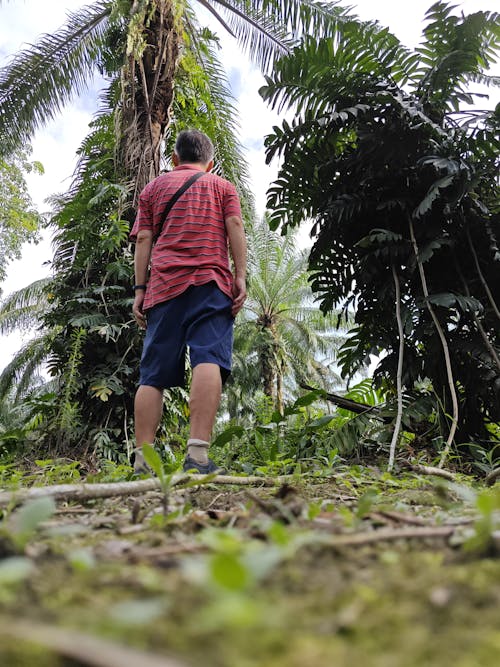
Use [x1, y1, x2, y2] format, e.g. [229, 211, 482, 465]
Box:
[0, 0, 367, 463]
[1, 497, 56, 552]
[0, 149, 43, 285]
[228, 216, 345, 418]
[1, 0, 303, 459]
[0, 557, 34, 587]
[214, 386, 389, 472]
[142, 443, 167, 484]
[0, 1, 114, 156]
[261, 3, 500, 448]
[0, 0, 353, 158]
[445, 483, 500, 554]
[32, 459, 81, 485]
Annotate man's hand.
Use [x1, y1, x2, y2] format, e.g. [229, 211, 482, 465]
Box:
[133, 292, 147, 329]
[232, 275, 247, 316]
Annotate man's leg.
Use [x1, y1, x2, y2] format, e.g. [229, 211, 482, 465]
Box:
[134, 385, 163, 468]
[187, 362, 222, 464]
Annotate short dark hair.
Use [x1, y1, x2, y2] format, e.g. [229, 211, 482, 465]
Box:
[174, 129, 214, 164]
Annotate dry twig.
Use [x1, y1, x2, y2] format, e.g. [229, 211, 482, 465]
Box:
[375, 509, 430, 526]
[411, 464, 456, 481]
[0, 474, 296, 507]
[0, 620, 189, 667]
[485, 467, 500, 487]
[325, 525, 455, 548]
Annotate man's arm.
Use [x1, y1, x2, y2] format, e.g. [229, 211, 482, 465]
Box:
[133, 229, 153, 329]
[225, 215, 247, 316]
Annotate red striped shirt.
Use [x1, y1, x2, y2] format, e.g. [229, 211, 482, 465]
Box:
[130, 165, 242, 310]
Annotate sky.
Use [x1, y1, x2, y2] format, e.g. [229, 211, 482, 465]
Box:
[0, 0, 499, 370]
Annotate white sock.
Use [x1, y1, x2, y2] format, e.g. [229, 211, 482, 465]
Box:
[133, 448, 146, 470]
[187, 438, 209, 464]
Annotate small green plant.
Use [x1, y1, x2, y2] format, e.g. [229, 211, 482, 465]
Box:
[142, 443, 172, 517]
[463, 487, 500, 555]
[31, 459, 81, 485]
[1, 496, 56, 552]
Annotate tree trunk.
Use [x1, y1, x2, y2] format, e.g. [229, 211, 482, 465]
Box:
[388, 264, 405, 472]
[260, 342, 276, 401]
[276, 363, 284, 415]
[409, 220, 459, 467]
[119, 0, 181, 207]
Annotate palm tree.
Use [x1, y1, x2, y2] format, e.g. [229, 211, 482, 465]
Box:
[0, 0, 349, 203]
[229, 217, 345, 415]
[0, 278, 54, 400]
[0, 0, 352, 455]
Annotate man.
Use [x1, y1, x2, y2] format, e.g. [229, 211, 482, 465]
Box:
[130, 129, 247, 474]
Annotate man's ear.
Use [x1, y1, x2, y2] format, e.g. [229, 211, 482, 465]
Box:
[172, 152, 179, 166]
[205, 159, 214, 172]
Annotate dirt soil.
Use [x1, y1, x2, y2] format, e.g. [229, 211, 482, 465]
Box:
[1, 467, 499, 667]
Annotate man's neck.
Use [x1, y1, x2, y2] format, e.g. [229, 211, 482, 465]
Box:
[177, 162, 206, 171]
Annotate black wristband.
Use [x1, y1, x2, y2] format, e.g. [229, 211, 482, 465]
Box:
[133, 284, 147, 291]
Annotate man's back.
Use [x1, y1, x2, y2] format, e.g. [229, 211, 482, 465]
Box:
[130, 165, 241, 309]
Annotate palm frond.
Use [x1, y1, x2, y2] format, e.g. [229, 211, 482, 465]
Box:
[0, 277, 52, 334]
[0, 1, 112, 155]
[415, 4, 500, 113]
[170, 16, 253, 213]
[0, 331, 56, 401]
[199, 0, 292, 71]
[203, 0, 352, 72]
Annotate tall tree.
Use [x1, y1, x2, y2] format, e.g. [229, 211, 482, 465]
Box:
[0, 149, 43, 289]
[261, 3, 500, 451]
[228, 217, 344, 416]
[0, 0, 350, 202]
[0, 0, 352, 456]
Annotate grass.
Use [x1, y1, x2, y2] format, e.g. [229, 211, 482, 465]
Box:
[0, 462, 499, 666]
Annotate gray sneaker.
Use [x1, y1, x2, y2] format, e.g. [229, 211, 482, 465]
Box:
[182, 456, 225, 474]
[131, 451, 151, 476]
[133, 463, 151, 477]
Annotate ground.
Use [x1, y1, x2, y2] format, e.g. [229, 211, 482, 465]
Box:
[0, 464, 499, 666]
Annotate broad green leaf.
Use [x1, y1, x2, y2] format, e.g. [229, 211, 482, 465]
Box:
[292, 390, 326, 409]
[12, 496, 56, 538]
[141, 444, 164, 480]
[109, 598, 168, 625]
[210, 552, 249, 591]
[211, 426, 245, 448]
[306, 415, 336, 431]
[68, 548, 96, 572]
[0, 557, 34, 585]
[356, 489, 379, 518]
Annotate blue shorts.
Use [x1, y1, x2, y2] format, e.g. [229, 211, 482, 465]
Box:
[139, 282, 234, 389]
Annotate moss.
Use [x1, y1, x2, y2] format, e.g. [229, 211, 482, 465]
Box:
[0, 643, 60, 667]
[1, 471, 499, 666]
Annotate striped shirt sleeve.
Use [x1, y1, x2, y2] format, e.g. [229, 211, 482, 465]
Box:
[129, 184, 153, 242]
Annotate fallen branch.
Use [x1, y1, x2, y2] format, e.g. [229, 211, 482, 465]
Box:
[410, 464, 456, 481]
[325, 525, 455, 548]
[375, 509, 430, 526]
[485, 467, 500, 487]
[173, 473, 295, 488]
[0, 620, 188, 667]
[128, 542, 207, 562]
[245, 489, 297, 523]
[0, 474, 296, 507]
[299, 383, 386, 419]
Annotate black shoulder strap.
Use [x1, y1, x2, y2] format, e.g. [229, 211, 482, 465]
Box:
[157, 171, 205, 238]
